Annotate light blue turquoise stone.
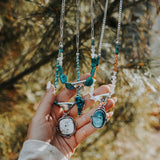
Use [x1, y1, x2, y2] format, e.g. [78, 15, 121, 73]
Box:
[60, 74, 67, 84]
[92, 109, 106, 128]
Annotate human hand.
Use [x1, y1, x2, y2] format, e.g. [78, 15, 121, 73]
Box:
[27, 74, 116, 159]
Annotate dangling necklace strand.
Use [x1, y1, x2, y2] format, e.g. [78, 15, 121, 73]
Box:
[91, 0, 123, 129]
[90, 0, 109, 98]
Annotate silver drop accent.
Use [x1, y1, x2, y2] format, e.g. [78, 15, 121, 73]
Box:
[56, 102, 75, 111]
[90, 93, 110, 102]
[71, 80, 86, 90]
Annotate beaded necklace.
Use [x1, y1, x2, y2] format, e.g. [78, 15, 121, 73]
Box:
[91, 0, 123, 129]
[90, 0, 109, 98]
[56, 0, 123, 136]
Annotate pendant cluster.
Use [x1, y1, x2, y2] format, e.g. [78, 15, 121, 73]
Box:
[54, 0, 123, 137]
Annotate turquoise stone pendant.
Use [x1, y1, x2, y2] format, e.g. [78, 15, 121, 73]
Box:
[91, 108, 108, 129]
[75, 95, 85, 115]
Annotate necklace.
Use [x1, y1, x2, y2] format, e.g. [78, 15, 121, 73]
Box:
[54, 0, 67, 91]
[55, 0, 76, 137]
[89, 0, 109, 98]
[91, 0, 123, 129]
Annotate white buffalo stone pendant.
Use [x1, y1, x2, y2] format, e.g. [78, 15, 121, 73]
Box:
[58, 116, 76, 137]
[91, 108, 108, 129]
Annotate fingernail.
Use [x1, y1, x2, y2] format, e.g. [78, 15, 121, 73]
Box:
[110, 111, 114, 116]
[46, 81, 51, 90]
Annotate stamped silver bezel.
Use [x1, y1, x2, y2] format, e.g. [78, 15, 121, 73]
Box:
[58, 116, 76, 138]
[91, 108, 108, 129]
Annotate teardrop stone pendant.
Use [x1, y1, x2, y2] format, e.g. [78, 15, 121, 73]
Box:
[91, 108, 108, 129]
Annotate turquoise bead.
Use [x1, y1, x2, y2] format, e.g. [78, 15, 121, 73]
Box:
[85, 77, 93, 86]
[91, 58, 97, 67]
[54, 100, 58, 105]
[91, 39, 95, 45]
[59, 66, 63, 75]
[115, 44, 119, 55]
[91, 109, 107, 129]
[60, 74, 67, 84]
[91, 57, 99, 68]
[65, 83, 74, 90]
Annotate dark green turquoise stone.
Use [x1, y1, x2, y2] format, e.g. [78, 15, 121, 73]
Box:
[75, 95, 85, 115]
[91, 39, 95, 45]
[54, 100, 58, 105]
[115, 44, 119, 55]
[91, 57, 100, 68]
[90, 67, 96, 77]
[85, 76, 93, 86]
[91, 109, 106, 129]
[60, 49, 63, 53]
[59, 66, 63, 75]
[91, 58, 97, 68]
[65, 83, 74, 90]
[60, 74, 67, 84]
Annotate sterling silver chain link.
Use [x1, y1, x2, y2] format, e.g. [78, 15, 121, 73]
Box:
[76, 0, 80, 53]
[116, 0, 123, 45]
[58, 0, 66, 66]
[98, 0, 109, 57]
[91, 0, 94, 41]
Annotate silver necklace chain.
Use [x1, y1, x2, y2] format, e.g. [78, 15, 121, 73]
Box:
[76, 0, 80, 53]
[91, 0, 94, 41]
[98, 0, 109, 57]
[104, 0, 123, 102]
[58, 0, 65, 67]
[116, 0, 123, 45]
[59, 0, 65, 47]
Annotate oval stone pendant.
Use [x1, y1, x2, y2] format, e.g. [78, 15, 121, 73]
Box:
[58, 116, 76, 138]
[91, 109, 108, 129]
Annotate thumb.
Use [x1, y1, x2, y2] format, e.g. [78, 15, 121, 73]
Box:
[35, 81, 55, 117]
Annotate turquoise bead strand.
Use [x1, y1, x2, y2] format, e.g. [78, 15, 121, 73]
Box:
[54, 60, 59, 90]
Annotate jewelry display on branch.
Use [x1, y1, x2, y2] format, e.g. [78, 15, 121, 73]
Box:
[54, 0, 123, 136]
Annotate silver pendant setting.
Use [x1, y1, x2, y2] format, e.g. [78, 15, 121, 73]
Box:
[91, 108, 108, 129]
[56, 102, 75, 111]
[65, 80, 86, 90]
[58, 116, 76, 138]
[90, 93, 110, 102]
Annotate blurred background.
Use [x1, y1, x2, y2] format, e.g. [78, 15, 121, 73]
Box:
[0, 0, 160, 160]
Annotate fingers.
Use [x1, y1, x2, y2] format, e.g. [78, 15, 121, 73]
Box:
[51, 73, 90, 119]
[68, 85, 111, 117]
[75, 97, 117, 129]
[35, 82, 55, 117]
